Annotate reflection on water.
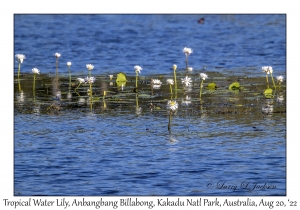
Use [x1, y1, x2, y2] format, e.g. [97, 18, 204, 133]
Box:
[15, 72, 287, 196]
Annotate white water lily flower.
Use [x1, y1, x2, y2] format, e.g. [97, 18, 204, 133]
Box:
[276, 75, 284, 83]
[151, 79, 162, 85]
[183, 47, 193, 56]
[200, 73, 208, 80]
[77, 78, 85, 84]
[86, 64, 94, 71]
[54, 53, 61, 58]
[134, 65, 142, 74]
[109, 75, 113, 80]
[167, 79, 174, 85]
[67, 62, 72, 66]
[85, 76, 95, 84]
[167, 100, 178, 112]
[32, 68, 40, 74]
[262, 66, 273, 74]
[181, 76, 192, 86]
[173, 64, 177, 70]
[15, 54, 26, 63]
[187, 67, 193, 72]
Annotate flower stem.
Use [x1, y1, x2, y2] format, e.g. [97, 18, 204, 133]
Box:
[56, 58, 58, 75]
[18, 63, 21, 78]
[136, 72, 138, 88]
[270, 73, 276, 90]
[169, 84, 173, 95]
[265, 74, 269, 89]
[185, 55, 188, 70]
[200, 79, 204, 98]
[33, 74, 36, 101]
[89, 83, 93, 101]
[68, 67, 71, 92]
[173, 70, 177, 97]
[75, 83, 81, 92]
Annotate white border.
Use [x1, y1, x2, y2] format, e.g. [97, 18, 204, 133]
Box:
[2, 1, 298, 209]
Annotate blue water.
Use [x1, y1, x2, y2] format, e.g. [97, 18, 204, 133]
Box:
[14, 14, 286, 196]
[14, 14, 286, 77]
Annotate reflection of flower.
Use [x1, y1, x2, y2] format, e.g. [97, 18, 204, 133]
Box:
[32, 68, 40, 74]
[167, 100, 178, 112]
[78, 97, 86, 105]
[183, 47, 193, 56]
[136, 107, 142, 116]
[77, 78, 85, 84]
[187, 67, 193, 72]
[86, 64, 94, 71]
[181, 95, 191, 106]
[262, 101, 273, 114]
[15, 54, 26, 63]
[276, 75, 284, 83]
[16, 91, 25, 103]
[134, 65, 142, 74]
[54, 52, 61, 58]
[85, 77, 96, 84]
[200, 73, 208, 80]
[67, 62, 72, 67]
[181, 76, 192, 87]
[277, 95, 284, 103]
[151, 79, 162, 85]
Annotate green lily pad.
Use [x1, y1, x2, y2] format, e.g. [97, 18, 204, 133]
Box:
[116, 72, 127, 88]
[229, 82, 240, 90]
[207, 82, 218, 90]
[264, 88, 273, 98]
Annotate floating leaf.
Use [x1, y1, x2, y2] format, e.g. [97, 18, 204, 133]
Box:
[229, 82, 240, 90]
[116, 72, 127, 82]
[264, 88, 273, 98]
[116, 72, 127, 88]
[207, 82, 218, 90]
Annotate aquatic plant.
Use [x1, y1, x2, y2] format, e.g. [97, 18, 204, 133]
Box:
[173, 64, 177, 95]
[183, 47, 193, 70]
[109, 75, 113, 80]
[262, 66, 275, 89]
[199, 73, 208, 98]
[15, 54, 26, 78]
[67, 62, 72, 92]
[167, 100, 178, 132]
[85, 77, 95, 106]
[54, 53, 61, 75]
[32, 68, 40, 101]
[276, 75, 284, 91]
[134, 65, 142, 89]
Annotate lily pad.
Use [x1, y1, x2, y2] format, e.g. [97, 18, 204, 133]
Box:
[264, 88, 273, 98]
[229, 82, 240, 90]
[207, 82, 218, 90]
